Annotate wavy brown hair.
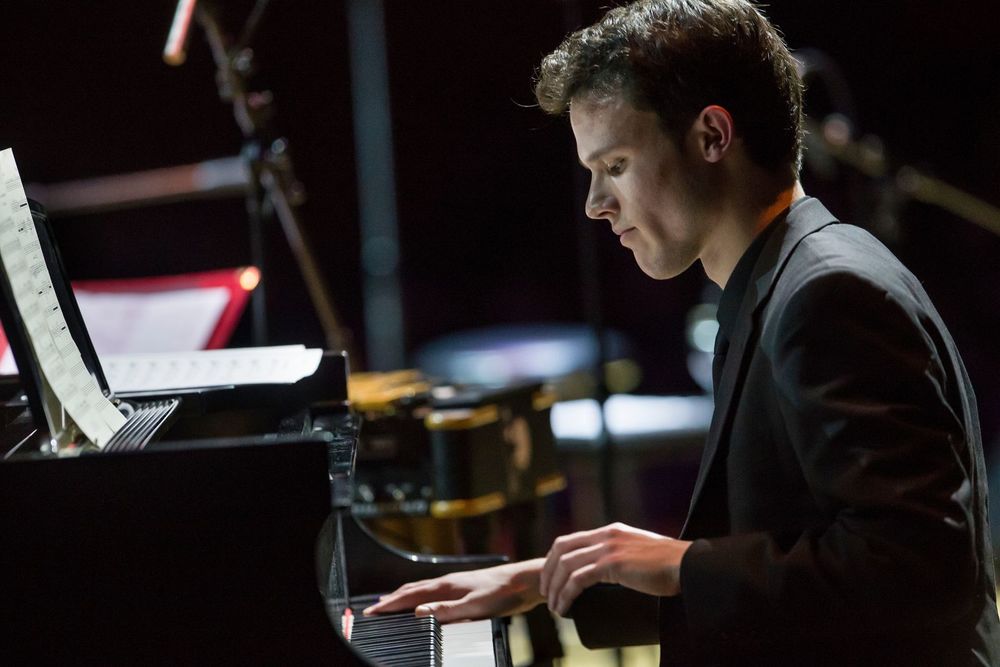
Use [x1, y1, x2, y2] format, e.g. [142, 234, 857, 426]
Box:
[535, 0, 804, 175]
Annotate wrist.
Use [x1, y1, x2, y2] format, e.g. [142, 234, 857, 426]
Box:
[514, 557, 547, 606]
[674, 539, 697, 595]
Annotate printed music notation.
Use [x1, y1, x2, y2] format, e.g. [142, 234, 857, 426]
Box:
[75, 287, 231, 356]
[101, 345, 323, 393]
[0, 148, 126, 447]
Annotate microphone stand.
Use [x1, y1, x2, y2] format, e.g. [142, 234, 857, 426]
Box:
[798, 48, 1000, 238]
[191, 1, 354, 357]
[805, 114, 1000, 238]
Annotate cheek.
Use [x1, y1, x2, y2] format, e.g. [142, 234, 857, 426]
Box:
[633, 191, 678, 236]
[621, 177, 659, 217]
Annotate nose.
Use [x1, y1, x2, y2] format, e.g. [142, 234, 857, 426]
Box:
[585, 176, 618, 220]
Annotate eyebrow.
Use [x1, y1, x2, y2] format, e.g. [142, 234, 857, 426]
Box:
[579, 146, 617, 168]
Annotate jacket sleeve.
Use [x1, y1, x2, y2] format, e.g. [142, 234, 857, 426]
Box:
[676, 269, 981, 651]
[567, 584, 660, 648]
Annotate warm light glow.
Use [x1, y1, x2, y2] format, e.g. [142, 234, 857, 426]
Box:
[238, 266, 261, 292]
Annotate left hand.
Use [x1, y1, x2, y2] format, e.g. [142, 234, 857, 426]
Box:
[539, 522, 692, 616]
[361, 558, 545, 623]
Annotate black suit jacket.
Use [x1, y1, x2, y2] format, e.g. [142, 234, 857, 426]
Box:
[572, 198, 1000, 665]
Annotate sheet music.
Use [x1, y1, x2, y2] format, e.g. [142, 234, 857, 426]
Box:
[75, 287, 230, 355]
[0, 148, 126, 447]
[101, 345, 323, 393]
[0, 288, 231, 373]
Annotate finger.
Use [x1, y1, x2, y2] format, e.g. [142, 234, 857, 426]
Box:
[553, 561, 605, 617]
[414, 599, 472, 623]
[362, 585, 425, 614]
[540, 527, 605, 596]
[366, 578, 432, 605]
[546, 542, 605, 612]
[362, 582, 447, 615]
[413, 591, 487, 623]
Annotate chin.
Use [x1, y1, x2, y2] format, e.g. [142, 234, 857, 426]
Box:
[637, 264, 676, 281]
[635, 254, 690, 281]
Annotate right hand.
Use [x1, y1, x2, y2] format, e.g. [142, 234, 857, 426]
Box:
[361, 558, 546, 623]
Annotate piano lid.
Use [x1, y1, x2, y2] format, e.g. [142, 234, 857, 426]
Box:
[0, 433, 371, 664]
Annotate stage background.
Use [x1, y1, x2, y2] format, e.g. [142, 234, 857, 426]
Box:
[3, 0, 999, 447]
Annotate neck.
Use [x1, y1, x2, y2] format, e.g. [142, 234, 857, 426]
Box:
[757, 180, 804, 234]
[702, 176, 804, 289]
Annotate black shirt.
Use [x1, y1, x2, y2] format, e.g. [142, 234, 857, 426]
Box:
[712, 200, 799, 394]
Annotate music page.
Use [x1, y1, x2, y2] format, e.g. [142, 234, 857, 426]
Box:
[101, 345, 323, 393]
[0, 148, 126, 447]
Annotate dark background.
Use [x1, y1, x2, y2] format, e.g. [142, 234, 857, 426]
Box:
[3, 0, 999, 449]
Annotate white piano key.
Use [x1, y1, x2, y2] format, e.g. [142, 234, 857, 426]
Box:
[442, 619, 496, 667]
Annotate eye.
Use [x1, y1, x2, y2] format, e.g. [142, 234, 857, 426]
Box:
[607, 159, 625, 176]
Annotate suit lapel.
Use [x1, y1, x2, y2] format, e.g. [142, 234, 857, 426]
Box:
[680, 198, 840, 538]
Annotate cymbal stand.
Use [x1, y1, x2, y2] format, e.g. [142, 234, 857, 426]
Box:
[194, 0, 353, 356]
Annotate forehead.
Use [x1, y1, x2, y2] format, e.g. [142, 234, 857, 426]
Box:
[569, 95, 665, 160]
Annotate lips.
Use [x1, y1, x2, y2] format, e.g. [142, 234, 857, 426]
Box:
[614, 227, 636, 244]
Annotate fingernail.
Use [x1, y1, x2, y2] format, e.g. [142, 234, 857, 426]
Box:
[415, 604, 432, 616]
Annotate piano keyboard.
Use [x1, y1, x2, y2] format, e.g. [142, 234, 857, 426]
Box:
[342, 605, 505, 666]
[350, 612, 442, 666]
[323, 512, 513, 666]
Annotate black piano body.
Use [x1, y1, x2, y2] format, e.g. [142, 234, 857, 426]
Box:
[0, 435, 363, 664]
[1, 430, 513, 665]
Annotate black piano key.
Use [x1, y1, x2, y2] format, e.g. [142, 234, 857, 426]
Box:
[347, 611, 443, 666]
[353, 634, 441, 652]
[353, 622, 441, 640]
[354, 631, 442, 645]
[354, 640, 441, 654]
[353, 618, 439, 635]
[350, 617, 435, 630]
[352, 615, 439, 633]
[358, 647, 440, 667]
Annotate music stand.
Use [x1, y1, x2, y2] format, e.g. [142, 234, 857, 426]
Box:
[181, 1, 354, 362]
[0, 195, 179, 456]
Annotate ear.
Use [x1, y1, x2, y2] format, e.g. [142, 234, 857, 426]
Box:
[693, 105, 734, 163]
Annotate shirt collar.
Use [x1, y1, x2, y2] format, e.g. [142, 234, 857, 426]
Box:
[715, 199, 803, 344]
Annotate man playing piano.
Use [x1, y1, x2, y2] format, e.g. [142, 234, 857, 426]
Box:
[365, 1, 1000, 663]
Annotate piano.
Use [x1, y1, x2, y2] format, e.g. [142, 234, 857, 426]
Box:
[0, 155, 513, 664]
[0, 427, 513, 665]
